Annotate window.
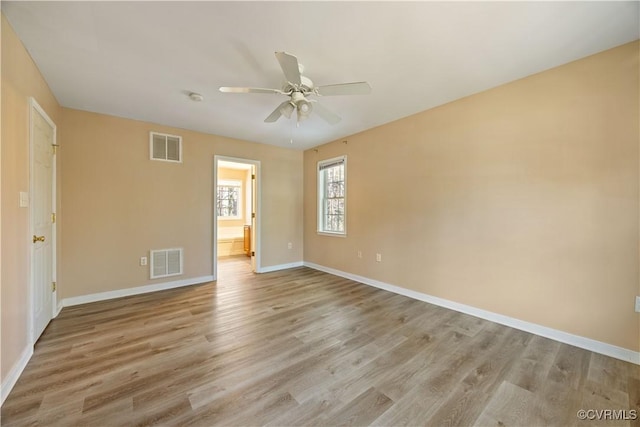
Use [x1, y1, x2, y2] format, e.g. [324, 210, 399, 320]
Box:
[217, 180, 242, 219]
[317, 156, 346, 235]
[150, 131, 182, 162]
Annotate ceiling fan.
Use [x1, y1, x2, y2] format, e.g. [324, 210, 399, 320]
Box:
[220, 52, 371, 125]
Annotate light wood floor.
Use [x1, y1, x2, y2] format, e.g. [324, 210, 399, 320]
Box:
[2, 256, 639, 426]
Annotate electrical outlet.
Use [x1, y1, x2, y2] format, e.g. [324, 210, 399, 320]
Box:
[288, 242, 292, 249]
[635, 296, 640, 313]
[376, 253, 382, 262]
[357, 250, 362, 259]
[140, 256, 148, 266]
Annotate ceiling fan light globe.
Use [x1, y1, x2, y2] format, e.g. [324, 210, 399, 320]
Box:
[297, 110, 309, 123]
[279, 102, 295, 119]
[297, 99, 313, 116]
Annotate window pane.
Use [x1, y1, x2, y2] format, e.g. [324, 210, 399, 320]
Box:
[324, 214, 344, 232]
[327, 199, 335, 215]
[217, 185, 240, 217]
[329, 199, 343, 215]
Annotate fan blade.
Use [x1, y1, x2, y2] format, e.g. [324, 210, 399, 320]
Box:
[312, 102, 341, 125]
[220, 87, 284, 94]
[316, 82, 371, 96]
[275, 52, 301, 86]
[264, 101, 294, 123]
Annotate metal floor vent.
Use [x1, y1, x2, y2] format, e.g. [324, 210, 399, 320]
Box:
[150, 248, 183, 279]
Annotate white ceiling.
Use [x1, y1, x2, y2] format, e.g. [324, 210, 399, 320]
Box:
[3, 1, 638, 150]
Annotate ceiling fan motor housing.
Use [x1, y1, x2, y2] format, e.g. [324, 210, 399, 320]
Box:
[283, 75, 314, 95]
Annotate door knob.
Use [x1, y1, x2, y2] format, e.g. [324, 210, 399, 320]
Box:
[33, 235, 45, 243]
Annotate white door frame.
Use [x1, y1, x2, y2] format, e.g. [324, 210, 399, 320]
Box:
[213, 155, 261, 280]
[29, 97, 57, 344]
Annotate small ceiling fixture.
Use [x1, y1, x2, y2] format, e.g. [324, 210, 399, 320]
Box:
[189, 92, 204, 102]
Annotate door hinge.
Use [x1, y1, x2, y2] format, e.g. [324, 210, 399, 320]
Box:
[52, 282, 56, 292]
[52, 213, 56, 224]
[251, 212, 256, 219]
[251, 251, 255, 257]
[52, 144, 59, 155]
[252, 174, 255, 180]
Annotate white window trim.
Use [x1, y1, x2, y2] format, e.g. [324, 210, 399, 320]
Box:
[317, 155, 347, 237]
[149, 131, 183, 163]
[217, 179, 242, 220]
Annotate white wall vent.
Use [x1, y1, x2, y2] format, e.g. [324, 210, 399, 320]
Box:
[150, 248, 183, 279]
[150, 132, 182, 163]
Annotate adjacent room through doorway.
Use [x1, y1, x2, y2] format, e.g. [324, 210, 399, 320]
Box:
[214, 158, 258, 279]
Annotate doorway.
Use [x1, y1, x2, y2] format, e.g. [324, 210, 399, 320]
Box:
[213, 156, 259, 280]
[30, 98, 57, 342]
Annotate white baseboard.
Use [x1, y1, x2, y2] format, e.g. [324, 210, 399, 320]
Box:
[303, 262, 640, 365]
[1, 345, 33, 405]
[62, 275, 215, 307]
[257, 261, 304, 274]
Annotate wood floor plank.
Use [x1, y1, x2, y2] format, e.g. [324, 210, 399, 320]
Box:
[297, 332, 435, 413]
[2, 256, 638, 426]
[325, 387, 393, 427]
[503, 334, 561, 393]
[420, 327, 529, 426]
[629, 377, 640, 427]
[370, 385, 440, 427]
[473, 380, 538, 426]
[264, 398, 332, 427]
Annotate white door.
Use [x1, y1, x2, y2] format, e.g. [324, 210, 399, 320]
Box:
[31, 100, 56, 341]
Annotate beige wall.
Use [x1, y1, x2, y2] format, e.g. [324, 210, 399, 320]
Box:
[60, 108, 303, 299]
[1, 15, 62, 381]
[304, 42, 640, 352]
